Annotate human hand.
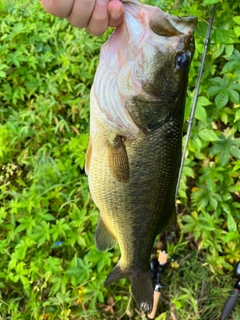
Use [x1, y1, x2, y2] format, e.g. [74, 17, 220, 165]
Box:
[40, 0, 124, 36]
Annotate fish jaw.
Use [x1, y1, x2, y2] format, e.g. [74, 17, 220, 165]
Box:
[149, 7, 197, 37]
[92, 2, 197, 137]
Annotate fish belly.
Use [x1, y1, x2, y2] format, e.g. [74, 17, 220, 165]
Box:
[87, 93, 183, 312]
[88, 104, 182, 268]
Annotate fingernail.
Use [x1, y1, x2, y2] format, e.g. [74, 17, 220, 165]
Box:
[110, 7, 122, 20]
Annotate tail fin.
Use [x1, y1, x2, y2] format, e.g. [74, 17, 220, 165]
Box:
[104, 264, 153, 313]
[104, 264, 125, 286]
[130, 272, 153, 313]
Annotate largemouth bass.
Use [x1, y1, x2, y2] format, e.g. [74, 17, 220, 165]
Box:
[85, 0, 197, 313]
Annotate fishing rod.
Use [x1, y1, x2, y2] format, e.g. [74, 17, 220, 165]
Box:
[174, 4, 240, 319]
[220, 261, 240, 320]
[175, 4, 215, 201]
[148, 5, 216, 320]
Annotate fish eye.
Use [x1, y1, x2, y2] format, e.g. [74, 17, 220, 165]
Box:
[176, 52, 190, 69]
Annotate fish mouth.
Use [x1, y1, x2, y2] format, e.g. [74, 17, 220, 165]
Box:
[149, 9, 197, 37]
[121, 0, 197, 37]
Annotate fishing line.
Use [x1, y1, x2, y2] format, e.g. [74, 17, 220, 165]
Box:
[175, 4, 215, 201]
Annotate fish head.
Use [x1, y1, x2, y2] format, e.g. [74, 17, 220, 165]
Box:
[121, 5, 197, 133]
[141, 9, 197, 111]
[93, 2, 197, 136]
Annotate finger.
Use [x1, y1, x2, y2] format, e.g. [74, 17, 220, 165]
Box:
[108, 0, 124, 27]
[40, 0, 74, 18]
[85, 0, 109, 36]
[67, 0, 95, 28]
[109, 15, 123, 27]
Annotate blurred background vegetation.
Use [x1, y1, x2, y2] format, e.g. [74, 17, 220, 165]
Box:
[0, 0, 239, 319]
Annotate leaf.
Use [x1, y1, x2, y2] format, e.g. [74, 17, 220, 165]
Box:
[225, 45, 234, 57]
[195, 94, 211, 124]
[234, 109, 240, 122]
[65, 267, 82, 277]
[181, 215, 196, 223]
[223, 231, 238, 243]
[233, 16, 240, 25]
[231, 137, 240, 146]
[222, 203, 231, 214]
[191, 135, 202, 151]
[203, 0, 221, 4]
[209, 197, 218, 210]
[195, 105, 207, 123]
[222, 49, 240, 73]
[183, 166, 195, 178]
[227, 213, 237, 232]
[219, 30, 238, 45]
[227, 89, 239, 104]
[215, 91, 228, 109]
[197, 197, 209, 210]
[0, 71, 6, 78]
[198, 129, 220, 142]
[211, 45, 225, 60]
[77, 236, 87, 247]
[0, 64, 9, 71]
[228, 184, 240, 192]
[156, 313, 167, 320]
[197, 96, 212, 106]
[219, 150, 231, 166]
[43, 214, 56, 221]
[230, 145, 240, 158]
[210, 77, 225, 87]
[13, 240, 28, 260]
[221, 61, 236, 73]
[234, 26, 240, 37]
[221, 112, 228, 125]
[207, 86, 221, 96]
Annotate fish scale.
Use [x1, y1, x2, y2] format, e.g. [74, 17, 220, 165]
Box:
[85, 0, 197, 313]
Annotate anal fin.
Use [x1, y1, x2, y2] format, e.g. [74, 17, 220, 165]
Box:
[108, 135, 130, 183]
[95, 217, 118, 251]
[104, 264, 125, 287]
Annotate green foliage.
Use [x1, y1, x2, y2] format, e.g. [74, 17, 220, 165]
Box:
[0, 0, 239, 319]
[0, 0, 117, 318]
[162, 252, 240, 320]
[176, 0, 240, 276]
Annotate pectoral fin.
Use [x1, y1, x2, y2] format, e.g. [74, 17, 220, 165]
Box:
[95, 217, 118, 251]
[85, 138, 92, 176]
[108, 135, 130, 183]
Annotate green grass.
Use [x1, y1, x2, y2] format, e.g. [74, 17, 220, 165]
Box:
[0, 0, 240, 319]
